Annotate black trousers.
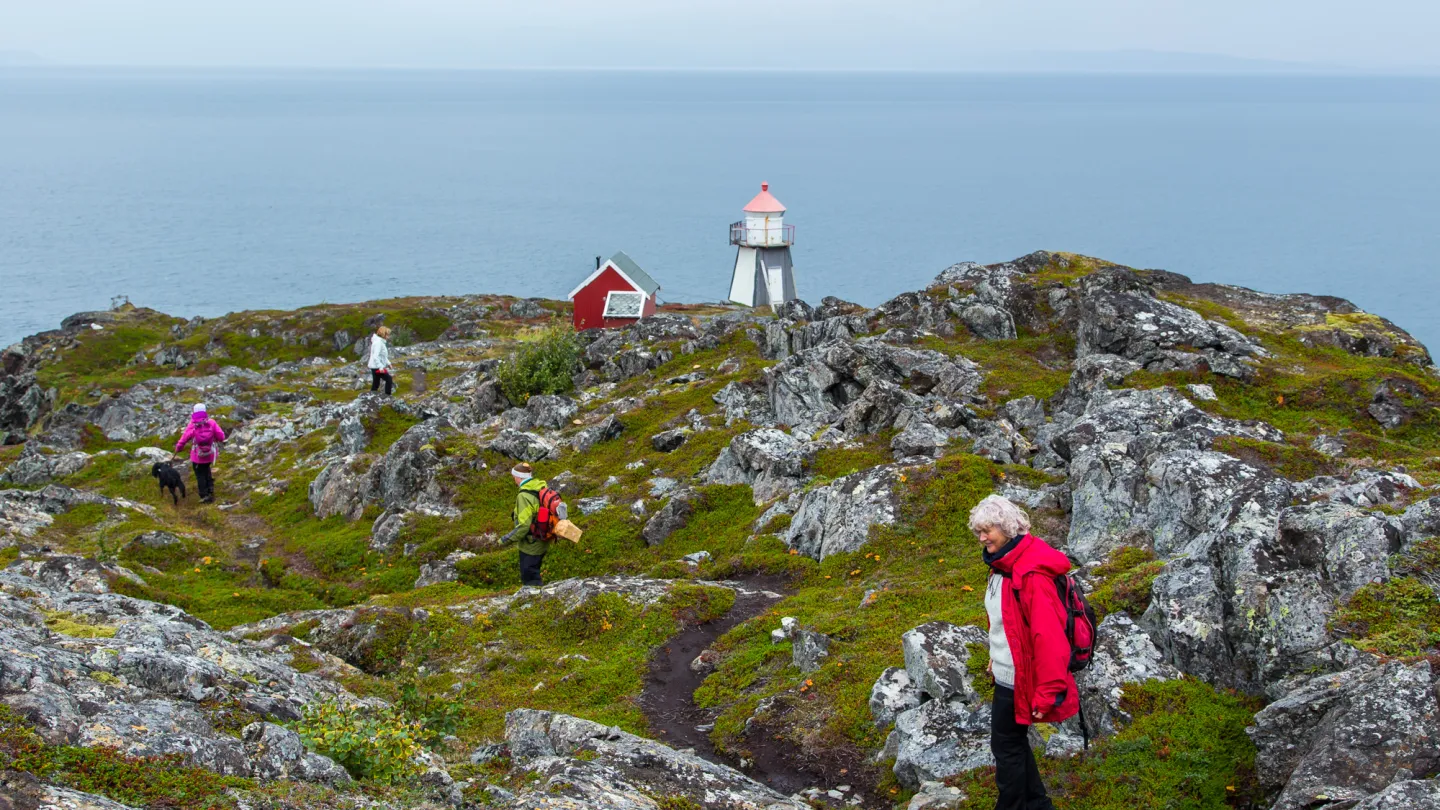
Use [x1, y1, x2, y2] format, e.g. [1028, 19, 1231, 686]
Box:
[192, 462, 214, 501]
[992, 684, 1053, 810]
[370, 369, 394, 395]
[519, 552, 545, 587]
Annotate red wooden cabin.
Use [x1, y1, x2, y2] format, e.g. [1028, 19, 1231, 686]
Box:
[568, 251, 660, 331]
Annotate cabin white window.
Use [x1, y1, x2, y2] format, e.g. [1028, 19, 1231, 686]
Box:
[603, 290, 645, 318]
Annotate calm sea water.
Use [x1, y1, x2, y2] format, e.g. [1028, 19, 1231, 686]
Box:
[2, 68, 1438, 352]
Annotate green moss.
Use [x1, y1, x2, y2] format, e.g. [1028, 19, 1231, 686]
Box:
[809, 443, 891, 481]
[366, 408, 422, 453]
[43, 611, 117, 638]
[1330, 576, 1440, 657]
[920, 334, 1074, 404]
[1087, 547, 1165, 620]
[965, 642, 994, 702]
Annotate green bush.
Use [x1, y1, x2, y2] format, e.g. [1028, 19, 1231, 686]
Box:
[294, 700, 426, 784]
[495, 326, 581, 404]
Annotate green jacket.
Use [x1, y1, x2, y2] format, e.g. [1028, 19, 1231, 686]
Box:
[506, 477, 550, 556]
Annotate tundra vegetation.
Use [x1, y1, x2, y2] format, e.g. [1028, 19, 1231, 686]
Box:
[1, 252, 1436, 809]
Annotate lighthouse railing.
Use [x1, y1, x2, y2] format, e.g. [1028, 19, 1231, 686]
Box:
[729, 222, 795, 247]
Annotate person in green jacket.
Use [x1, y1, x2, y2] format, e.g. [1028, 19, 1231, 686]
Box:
[502, 463, 549, 586]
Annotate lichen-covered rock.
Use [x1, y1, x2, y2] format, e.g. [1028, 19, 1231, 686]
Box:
[891, 421, 950, 458]
[901, 622, 990, 704]
[1, 446, 90, 485]
[308, 457, 367, 521]
[840, 380, 920, 437]
[792, 628, 830, 672]
[891, 697, 993, 790]
[504, 709, 809, 810]
[505, 394, 578, 431]
[704, 428, 811, 504]
[766, 338, 983, 435]
[0, 371, 56, 433]
[1075, 268, 1264, 376]
[415, 550, 476, 588]
[712, 379, 775, 427]
[361, 420, 458, 514]
[641, 488, 699, 547]
[786, 464, 905, 561]
[1249, 661, 1440, 810]
[490, 428, 560, 462]
[650, 427, 690, 453]
[1052, 353, 1142, 416]
[1351, 780, 1440, 809]
[1, 485, 125, 544]
[572, 414, 623, 453]
[869, 666, 922, 729]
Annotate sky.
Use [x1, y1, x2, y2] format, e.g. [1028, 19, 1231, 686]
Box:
[3, 0, 1439, 72]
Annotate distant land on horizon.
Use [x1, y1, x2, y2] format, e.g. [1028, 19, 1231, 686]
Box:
[3, 47, 1438, 74]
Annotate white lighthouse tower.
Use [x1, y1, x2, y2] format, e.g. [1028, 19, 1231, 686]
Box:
[727, 182, 797, 307]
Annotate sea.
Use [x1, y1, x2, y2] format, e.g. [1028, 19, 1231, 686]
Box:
[2, 68, 1438, 352]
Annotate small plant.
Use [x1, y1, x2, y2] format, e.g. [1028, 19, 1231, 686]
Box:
[1330, 576, 1440, 657]
[1088, 546, 1165, 619]
[294, 700, 426, 784]
[388, 324, 420, 347]
[495, 326, 581, 404]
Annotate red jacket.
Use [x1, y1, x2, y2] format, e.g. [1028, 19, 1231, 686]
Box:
[988, 533, 1080, 726]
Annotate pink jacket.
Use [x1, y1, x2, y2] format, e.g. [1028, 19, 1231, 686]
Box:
[176, 414, 226, 464]
[988, 534, 1081, 726]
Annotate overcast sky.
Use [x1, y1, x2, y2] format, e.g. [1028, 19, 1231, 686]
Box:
[3, 0, 1438, 71]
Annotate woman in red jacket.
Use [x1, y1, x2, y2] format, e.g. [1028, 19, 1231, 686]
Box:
[970, 494, 1079, 810]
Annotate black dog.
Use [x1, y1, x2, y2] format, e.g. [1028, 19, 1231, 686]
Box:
[151, 462, 187, 505]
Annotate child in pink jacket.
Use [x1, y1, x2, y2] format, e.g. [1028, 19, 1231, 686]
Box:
[176, 403, 226, 503]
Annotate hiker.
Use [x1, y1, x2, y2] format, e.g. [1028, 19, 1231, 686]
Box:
[175, 403, 226, 504]
[500, 462, 561, 587]
[971, 494, 1080, 810]
[368, 325, 394, 396]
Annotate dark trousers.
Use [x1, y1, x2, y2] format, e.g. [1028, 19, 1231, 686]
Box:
[193, 462, 214, 501]
[519, 552, 544, 587]
[992, 685, 1053, 810]
[370, 369, 394, 395]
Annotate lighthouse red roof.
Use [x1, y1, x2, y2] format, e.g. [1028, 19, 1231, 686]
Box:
[742, 182, 786, 213]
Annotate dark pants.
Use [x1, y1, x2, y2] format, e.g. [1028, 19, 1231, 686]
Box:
[519, 552, 544, 587]
[193, 462, 214, 502]
[370, 369, 394, 395]
[992, 685, 1053, 810]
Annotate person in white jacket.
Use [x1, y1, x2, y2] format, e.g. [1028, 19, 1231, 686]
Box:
[368, 326, 394, 396]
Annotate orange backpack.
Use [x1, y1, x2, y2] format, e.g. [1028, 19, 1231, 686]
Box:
[528, 487, 564, 541]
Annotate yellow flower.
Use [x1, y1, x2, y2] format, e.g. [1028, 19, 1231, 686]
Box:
[201, 556, 213, 565]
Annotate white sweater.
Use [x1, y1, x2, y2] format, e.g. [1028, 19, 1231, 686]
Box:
[985, 572, 1016, 688]
[368, 336, 391, 371]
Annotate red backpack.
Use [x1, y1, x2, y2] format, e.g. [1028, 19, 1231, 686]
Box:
[1053, 573, 1098, 673]
[527, 487, 565, 541]
[193, 420, 218, 461]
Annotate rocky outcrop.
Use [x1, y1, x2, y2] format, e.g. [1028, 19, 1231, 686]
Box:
[308, 457, 368, 520]
[1, 485, 129, 545]
[226, 605, 419, 676]
[705, 428, 812, 504]
[504, 394, 578, 431]
[504, 709, 808, 810]
[766, 338, 983, 435]
[1, 446, 91, 485]
[785, 464, 906, 561]
[0, 371, 56, 436]
[361, 420, 457, 514]
[490, 428, 560, 462]
[0, 552, 368, 786]
[1075, 268, 1265, 379]
[1249, 660, 1440, 810]
[641, 488, 699, 546]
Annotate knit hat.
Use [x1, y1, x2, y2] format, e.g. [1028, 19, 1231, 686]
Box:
[511, 463, 533, 481]
[193, 403, 207, 413]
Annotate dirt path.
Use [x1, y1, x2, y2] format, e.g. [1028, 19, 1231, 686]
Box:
[640, 576, 829, 798]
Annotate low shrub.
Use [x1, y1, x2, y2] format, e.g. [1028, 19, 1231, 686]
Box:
[294, 700, 426, 784]
[495, 326, 581, 403]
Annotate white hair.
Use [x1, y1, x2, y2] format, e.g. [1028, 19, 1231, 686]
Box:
[968, 494, 1031, 538]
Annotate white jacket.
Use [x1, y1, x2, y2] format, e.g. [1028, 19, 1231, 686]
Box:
[368, 335, 391, 371]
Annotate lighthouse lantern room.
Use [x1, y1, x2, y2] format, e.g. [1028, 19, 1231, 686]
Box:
[727, 182, 797, 307]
